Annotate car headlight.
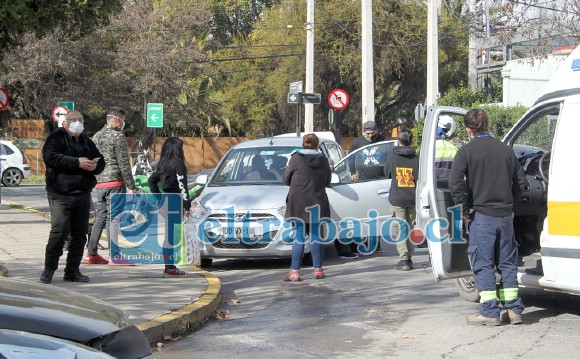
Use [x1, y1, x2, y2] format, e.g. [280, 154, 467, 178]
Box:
[277, 206, 286, 218]
[190, 200, 208, 219]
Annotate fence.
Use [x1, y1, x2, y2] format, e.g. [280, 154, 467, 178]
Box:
[14, 136, 357, 177]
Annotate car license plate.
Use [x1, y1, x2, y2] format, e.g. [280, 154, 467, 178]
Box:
[220, 226, 262, 241]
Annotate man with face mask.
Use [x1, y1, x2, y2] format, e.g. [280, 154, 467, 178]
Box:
[86, 107, 137, 265]
[41, 110, 105, 284]
[348, 121, 386, 181]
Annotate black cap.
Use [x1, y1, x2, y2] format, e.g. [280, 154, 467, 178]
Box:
[363, 121, 377, 131]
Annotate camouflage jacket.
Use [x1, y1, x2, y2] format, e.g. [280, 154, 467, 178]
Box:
[92, 125, 136, 190]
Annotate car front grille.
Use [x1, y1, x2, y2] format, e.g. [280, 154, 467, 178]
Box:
[205, 212, 279, 249]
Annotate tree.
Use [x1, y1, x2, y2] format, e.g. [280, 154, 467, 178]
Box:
[0, 1, 123, 54]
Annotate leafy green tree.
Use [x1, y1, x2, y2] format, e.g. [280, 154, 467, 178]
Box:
[0, 1, 123, 54]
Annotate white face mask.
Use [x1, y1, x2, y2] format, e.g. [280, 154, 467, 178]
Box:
[68, 121, 84, 134]
[119, 119, 125, 131]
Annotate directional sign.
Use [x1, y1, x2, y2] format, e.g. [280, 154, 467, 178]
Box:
[287, 92, 301, 104]
[52, 106, 69, 123]
[289, 81, 303, 94]
[58, 101, 74, 111]
[328, 89, 350, 111]
[147, 103, 163, 128]
[0, 88, 9, 111]
[301, 92, 321, 105]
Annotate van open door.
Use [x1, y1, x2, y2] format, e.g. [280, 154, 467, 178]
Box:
[416, 106, 473, 281]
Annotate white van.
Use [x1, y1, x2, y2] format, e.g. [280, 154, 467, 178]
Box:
[417, 45, 580, 301]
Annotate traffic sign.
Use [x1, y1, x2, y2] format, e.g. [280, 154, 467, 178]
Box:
[301, 93, 321, 105]
[289, 81, 303, 94]
[328, 89, 350, 111]
[0, 88, 9, 111]
[147, 103, 163, 128]
[52, 106, 69, 123]
[58, 101, 74, 111]
[287, 93, 301, 104]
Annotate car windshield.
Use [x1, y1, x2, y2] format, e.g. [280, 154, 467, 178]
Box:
[209, 146, 301, 186]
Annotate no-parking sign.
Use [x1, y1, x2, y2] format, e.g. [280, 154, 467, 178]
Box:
[0, 88, 9, 111]
[327, 89, 350, 111]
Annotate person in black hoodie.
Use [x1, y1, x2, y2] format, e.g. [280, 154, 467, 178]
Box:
[148, 137, 191, 276]
[40, 110, 106, 284]
[384, 128, 419, 271]
[283, 133, 332, 281]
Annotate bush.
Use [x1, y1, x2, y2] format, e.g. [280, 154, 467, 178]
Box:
[23, 176, 45, 184]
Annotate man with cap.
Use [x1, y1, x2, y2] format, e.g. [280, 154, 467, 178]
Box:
[336, 121, 386, 259]
[348, 121, 386, 181]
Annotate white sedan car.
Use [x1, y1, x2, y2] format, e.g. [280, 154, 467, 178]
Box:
[0, 140, 30, 186]
[190, 134, 396, 267]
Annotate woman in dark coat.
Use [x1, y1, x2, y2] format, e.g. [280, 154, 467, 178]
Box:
[283, 133, 332, 281]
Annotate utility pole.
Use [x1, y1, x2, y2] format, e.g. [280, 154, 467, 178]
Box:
[361, 0, 375, 125]
[426, 0, 439, 106]
[468, 0, 478, 89]
[304, 0, 315, 133]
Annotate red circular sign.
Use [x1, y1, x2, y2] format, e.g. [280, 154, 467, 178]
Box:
[327, 89, 350, 111]
[52, 106, 69, 123]
[0, 88, 9, 111]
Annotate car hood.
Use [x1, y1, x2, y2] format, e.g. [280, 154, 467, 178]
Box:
[0, 277, 126, 342]
[198, 184, 288, 211]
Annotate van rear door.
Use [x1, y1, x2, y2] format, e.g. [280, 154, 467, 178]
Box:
[416, 106, 472, 281]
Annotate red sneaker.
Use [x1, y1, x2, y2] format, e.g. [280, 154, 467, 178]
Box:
[314, 268, 326, 279]
[282, 270, 301, 282]
[163, 268, 188, 276]
[84, 254, 109, 265]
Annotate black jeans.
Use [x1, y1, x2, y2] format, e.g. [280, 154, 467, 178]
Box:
[87, 185, 127, 255]
[45, 192, 91, 274]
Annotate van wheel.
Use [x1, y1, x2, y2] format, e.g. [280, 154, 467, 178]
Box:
[455, 276, 480, 302]
[200, 258, 213, 268]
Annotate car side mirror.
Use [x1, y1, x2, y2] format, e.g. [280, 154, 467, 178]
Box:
[330, 173, 340, 185]
[195, 174, 208, 185]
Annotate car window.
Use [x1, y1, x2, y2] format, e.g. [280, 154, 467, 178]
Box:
[334, 141, 395, 183]
[210, 146, 300, 186]
[0, 144, 14, 155]
[512, 111, 558, 152]
[323, 143, 342, 168]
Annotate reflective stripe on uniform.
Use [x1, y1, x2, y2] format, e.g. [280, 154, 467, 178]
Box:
[498, 287, 519, 301]
[479, 290, 499, 303]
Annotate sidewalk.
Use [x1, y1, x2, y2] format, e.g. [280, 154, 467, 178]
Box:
[0, 202, 221, 343]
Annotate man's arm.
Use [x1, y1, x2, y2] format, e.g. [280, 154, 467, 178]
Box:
[42, 135, 81, 170]
[448, 149, 469, 214]
[115, 135, 136, 191]
[511, 154, 527, 205]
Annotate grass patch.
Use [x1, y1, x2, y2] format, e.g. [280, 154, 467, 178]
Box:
[23, 176, 45, 184]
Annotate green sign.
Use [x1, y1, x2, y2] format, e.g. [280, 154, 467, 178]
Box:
[147, 103, 163, 128]
[58, 101, 74, 111]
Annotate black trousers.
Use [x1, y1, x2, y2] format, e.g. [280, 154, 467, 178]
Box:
[45, 192, 91, 274]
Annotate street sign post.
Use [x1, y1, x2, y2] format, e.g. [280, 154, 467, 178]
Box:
[287, 92, 301, 104]
[301, 93, 321, 105]
[58, 101, 74, 111]
[147, 103, 163, 128]
[0, 88, 9, 111]
[289, 81, 303, 94]
[52, 106, 69, 124]
[327, 89, 350, 111]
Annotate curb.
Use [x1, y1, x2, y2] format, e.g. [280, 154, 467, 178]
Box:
[2, 200, 50, 222]
[136, 267, 222, 343]
[1, 201, 222, 342]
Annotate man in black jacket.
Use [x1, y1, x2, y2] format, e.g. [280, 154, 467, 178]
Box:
[449, 109, 527, 326]
[348, 121, 386, 181]
[40, 110, 105, 284]
[384, 128, 419, 271]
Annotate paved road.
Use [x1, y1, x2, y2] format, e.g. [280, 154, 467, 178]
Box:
[152, 248, 580, 358]
[4, 184, 580, 358]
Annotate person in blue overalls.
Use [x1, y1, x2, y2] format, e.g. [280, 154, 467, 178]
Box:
[449, 109, 527, 326]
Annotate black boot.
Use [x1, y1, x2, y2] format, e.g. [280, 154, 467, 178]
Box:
[63, 270, 90, 282]
[40, 269, 55, 284]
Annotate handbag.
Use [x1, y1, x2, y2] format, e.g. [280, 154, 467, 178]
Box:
[175, 215, 201, 266]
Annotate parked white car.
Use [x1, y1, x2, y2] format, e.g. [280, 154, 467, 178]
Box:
[0, 140, 30, 186]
